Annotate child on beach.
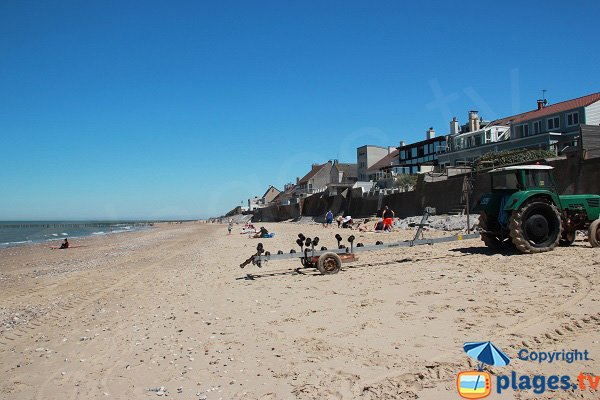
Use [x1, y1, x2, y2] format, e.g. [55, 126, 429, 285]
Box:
[59, 239, 69, 249]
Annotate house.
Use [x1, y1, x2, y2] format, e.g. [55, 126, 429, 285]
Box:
[365, 148, 400, 181]
[438, 111, 510, 167]
[327, 161, 358, 195]
[294, 161, 334, 196]
[271, 183, 298, 206]
[438, 92, 600, 167]
[396, 128, 448, 174]
[294, 160, 359, 197]
[356, 145, 396, 182]
[330, 161, 358, 185]
[247, 185, 281, 211]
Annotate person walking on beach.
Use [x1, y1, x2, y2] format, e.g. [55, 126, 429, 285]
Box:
[324, 210, 333, 228]
[59, 238, 69, 249]
[227, 219, 233, 235]
[382, 206, 395, 231]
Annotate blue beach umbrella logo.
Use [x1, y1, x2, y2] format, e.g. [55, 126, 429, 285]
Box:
[456, 341, 511, 399]
[464, 341, 511, 370]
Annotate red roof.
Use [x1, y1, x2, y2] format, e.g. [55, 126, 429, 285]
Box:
[489, 92, 600, 126]
[298, 163, 327, 184]
[366, 149, 399, 173]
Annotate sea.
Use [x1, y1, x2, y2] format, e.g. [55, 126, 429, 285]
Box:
[0, 221, 155, 248]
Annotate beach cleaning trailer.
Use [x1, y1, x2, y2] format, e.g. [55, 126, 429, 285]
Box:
[240, 207, 480, 275]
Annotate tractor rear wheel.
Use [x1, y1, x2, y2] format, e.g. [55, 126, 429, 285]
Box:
[478, 213, 503, 249]
[589, 219, 600, 248]
[509, 201, 562, 253]
[316, 252, 341, 275]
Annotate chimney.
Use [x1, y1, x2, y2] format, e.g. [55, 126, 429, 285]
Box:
[426, 127, 436, 140]
[537, 99, 545, 110]
[296, 177, 299, 184]
[388, 146, 395, 154]
[468, 110, 479, 132]
[450, 117, 460, 135]
[399, 140, 406, 147]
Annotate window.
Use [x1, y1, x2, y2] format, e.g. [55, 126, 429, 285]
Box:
[523, 170, 554, 188]
[492, 173, 519, 190]
[533, 120, 543, 134]
[567, 112, 579, 126]
[411, 147, 417, 158]
[399, 150, 406, 160]
[547, 116, 560, 130]
[515, 124, 529, 138]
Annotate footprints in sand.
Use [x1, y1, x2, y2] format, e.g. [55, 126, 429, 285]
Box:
[515, 312, 600, 350]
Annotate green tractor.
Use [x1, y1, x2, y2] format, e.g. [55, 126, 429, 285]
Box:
[474, 165, 600, 253]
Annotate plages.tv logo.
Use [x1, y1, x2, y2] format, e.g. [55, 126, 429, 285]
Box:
[456, 341, 511, 399]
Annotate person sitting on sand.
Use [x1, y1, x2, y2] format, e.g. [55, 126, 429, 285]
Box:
[336, 215, 343, 228]
[356, 219, 372, 232]
[341, 216, 353, 229]
[252, 227, 270, 238]
[59, 239, 69, 249]
[374, 219, 384, 231]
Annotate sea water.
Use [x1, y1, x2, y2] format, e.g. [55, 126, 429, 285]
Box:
[0, 221, 154, 248]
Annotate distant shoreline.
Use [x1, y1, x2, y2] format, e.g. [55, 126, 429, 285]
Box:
[0, 221, 157, 249]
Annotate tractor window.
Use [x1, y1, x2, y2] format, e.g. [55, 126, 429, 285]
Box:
[523, 170, 554, 188]
[492, 172, 519, 190]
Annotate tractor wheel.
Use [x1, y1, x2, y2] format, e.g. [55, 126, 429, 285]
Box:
[509, 201, 562, 253]
[478, 213, 503, 249]
[559, 231, 576, 247]
[316, 252, 341, 275]
[589, 219, 600, 248]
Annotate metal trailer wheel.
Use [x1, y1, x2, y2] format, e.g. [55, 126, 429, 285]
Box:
[589, 219, 600, 248]
[316, 252, 342, 275]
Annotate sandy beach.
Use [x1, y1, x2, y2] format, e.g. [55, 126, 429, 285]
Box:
[1, 222, 599, 399]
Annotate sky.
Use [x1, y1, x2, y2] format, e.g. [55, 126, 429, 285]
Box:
[1, 0, 599, 220]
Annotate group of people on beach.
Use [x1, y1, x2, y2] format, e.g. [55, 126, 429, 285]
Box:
[323, 206, 396, 232]
[228, 220, 272, 238]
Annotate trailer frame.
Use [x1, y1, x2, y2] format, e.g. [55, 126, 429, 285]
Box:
[240, 207, 480, 274]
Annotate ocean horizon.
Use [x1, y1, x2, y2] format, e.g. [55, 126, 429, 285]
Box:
[0, 220, 158, 248]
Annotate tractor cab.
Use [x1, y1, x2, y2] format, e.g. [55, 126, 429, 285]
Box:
[475, 165, 560, 220]
[490, 166, 556, 192]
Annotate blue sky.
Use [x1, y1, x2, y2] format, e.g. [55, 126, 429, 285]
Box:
[1, 0, 599, 220]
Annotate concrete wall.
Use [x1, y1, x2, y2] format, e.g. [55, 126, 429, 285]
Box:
[254, 157, 600, 221]
[252, 203, 300, 222]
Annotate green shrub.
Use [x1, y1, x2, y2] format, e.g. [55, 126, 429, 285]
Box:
[473, 149, 556, 171]
[394, 174, 418, 189]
